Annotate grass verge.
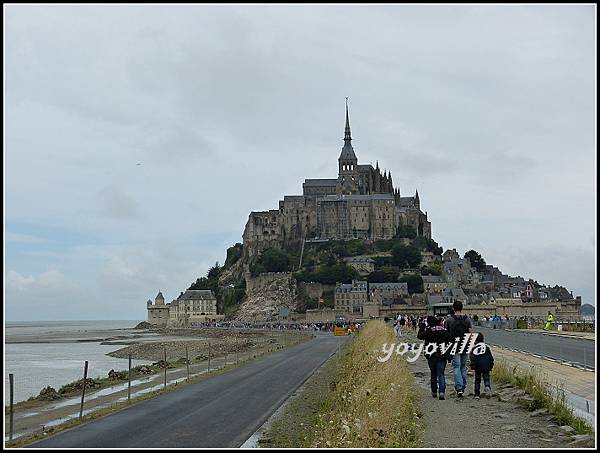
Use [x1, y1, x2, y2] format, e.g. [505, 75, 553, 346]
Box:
[492, 359, 594, 434]
[310, 321, 422, 447]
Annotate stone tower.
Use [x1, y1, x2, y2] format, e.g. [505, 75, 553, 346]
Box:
[155, 291, 165, 306]
[337, 98, 359, 195]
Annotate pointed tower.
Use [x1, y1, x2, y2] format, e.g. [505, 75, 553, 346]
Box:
[337, 97, 359, 195]
[414, 189, 420, 209]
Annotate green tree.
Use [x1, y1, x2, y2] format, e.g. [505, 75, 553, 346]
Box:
[399, 274, 424, 294]
[224, 243, 243, 268]
[391, 244, 422, 269]
[464, 250, 486, 273]
[259, 248, 290, 273]
[421, 262, 442, 276]
[395, 224, 417, 239]
[367, 266, 400, 283]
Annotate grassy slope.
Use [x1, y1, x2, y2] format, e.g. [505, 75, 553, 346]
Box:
[492, 359, 594, 434]
[311, 320, 422, 447]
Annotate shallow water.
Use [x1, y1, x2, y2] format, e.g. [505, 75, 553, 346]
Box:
[4, 320, 151, 403]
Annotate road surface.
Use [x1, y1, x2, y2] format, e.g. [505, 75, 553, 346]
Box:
[477, 326, 595, 369]
[30, 333, 346, 448]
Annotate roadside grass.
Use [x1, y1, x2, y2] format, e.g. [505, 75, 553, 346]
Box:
[492, 360, 594, 435]
[5, 335, 312, 448]
[311, 321, 422, 448]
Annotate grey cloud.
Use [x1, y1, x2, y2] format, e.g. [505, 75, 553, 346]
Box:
[4, 5, 596, 320]
[97, 186, 142, 221]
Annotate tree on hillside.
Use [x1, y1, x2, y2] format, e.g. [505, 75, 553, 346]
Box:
[395, 224, 417, 239]
[367, 266, 400, 283]
[464, 250, 486, 273]
[399, 274, 424, 294]
[259, 248, 290, 273]
[421, 262, 442, 276]
[391, 244, 422, 269]
[224, 243, 243, 268]
[189, 262, 222, 294]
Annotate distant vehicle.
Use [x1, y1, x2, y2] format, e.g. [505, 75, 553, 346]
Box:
[333, 319, 347, 336]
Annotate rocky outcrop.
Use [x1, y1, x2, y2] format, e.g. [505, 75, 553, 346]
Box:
[218, 258, 244, 287]
[37, 386, 61, 401]
[235, 272, 298, 320]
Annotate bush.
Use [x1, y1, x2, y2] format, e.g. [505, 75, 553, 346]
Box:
[399, 274, 424, 294]
[224, 243, 243, 268]
[391, 244, 422, 269]
[395, 224, 417, 239]
[296, 264, 359, 285]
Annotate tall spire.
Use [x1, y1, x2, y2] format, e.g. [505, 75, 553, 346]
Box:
[344, 97, 352, 142]
[339, 97, 356, 161]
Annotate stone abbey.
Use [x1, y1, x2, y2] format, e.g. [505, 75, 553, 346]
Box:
[242, 101, 431, 258]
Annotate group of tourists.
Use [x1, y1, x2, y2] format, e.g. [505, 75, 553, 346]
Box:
[392, 314, 418, 337]
[415, 301, 495, 401]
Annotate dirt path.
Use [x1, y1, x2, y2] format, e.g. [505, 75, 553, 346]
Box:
[405, 333, 590, 448]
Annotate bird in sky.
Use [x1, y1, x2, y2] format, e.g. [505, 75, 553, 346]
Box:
[136, 162, 142, 166]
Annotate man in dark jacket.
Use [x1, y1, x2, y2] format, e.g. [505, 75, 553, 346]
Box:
[418, 315, 451, 400]
[445, 301, 472, 397]
[469, 332, 494, 399]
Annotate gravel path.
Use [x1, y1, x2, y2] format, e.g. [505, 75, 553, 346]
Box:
[406, 336, 592, 448]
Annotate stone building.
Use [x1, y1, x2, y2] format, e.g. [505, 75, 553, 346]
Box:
[344, 256, 375, 274]
[369, 282, 409, 304]
[146, 289, 221, 328]
[242, 101, 431, 259]
[146, 291, 169, 327]
[334, 280, 368, 314]
[168, 289, 219, 327]
[422, 275, 448, 294]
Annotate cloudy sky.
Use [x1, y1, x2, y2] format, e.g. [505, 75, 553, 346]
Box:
[5, 4, 596, 321]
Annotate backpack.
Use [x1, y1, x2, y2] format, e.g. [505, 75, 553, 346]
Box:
[450, 315, 469, 340]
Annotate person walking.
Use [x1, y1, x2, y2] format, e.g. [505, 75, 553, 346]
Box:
[469, 332, 494, 399]
[445, 301, 472, 398]
[544, 311, 554, 330]
[418, 315, 451, 400]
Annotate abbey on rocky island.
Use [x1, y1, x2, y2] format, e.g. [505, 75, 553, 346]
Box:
[242, 101, 431, 259]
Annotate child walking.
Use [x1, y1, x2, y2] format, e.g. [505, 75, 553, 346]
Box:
[469, 332, 494, 399]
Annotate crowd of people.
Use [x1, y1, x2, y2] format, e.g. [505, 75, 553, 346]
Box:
[393, 301, 495, 401]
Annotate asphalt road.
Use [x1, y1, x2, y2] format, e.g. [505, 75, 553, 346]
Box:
[30, 333, 346, 448]
[477, 326, 595, 369]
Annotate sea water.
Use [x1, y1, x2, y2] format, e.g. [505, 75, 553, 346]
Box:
[4, 320, 152, 403]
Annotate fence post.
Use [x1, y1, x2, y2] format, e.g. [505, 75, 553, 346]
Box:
[208, 342, 211, 373]
[163, 347, 167, 390]
[128, 353, 132, 403]
[236, 337, 239, 364]
[186, 344, 190, 382]
[79, 360, 88, 420]
[9, 373, 14, 442]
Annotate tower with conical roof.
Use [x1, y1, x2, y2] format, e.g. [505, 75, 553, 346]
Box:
[337, 98, 359, 195]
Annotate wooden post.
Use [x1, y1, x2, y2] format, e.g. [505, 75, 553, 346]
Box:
[79, 360, 88, 420]
[236, 337, 239, 364]
[186, 344, 190, 382]
[9, 373, 14, 442]
[208, 342, 211, 373]
[128, 353, 132, 403]
[163, 347, 167, 390]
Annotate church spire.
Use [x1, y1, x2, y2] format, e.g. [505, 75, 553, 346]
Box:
[339, 97, 356, 161]
[344, 97, 352, 142]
